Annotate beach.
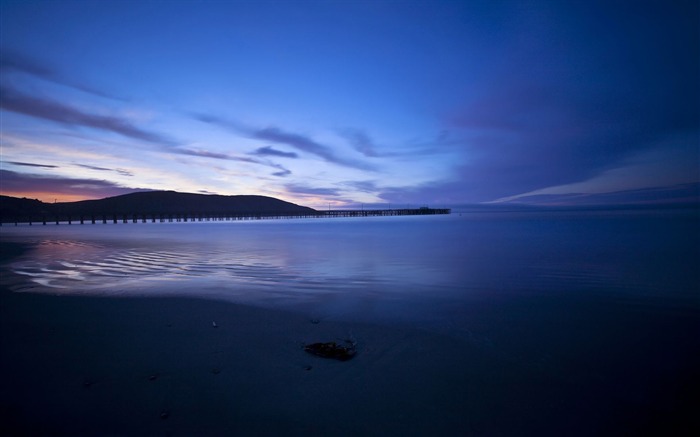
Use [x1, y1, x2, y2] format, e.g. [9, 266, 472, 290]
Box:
[2, 276, 698, 436]
[1, 213, 699, 436]
[0, 277, 498, 436]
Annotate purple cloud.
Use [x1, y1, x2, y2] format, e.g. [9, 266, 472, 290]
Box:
[285, 183, 341, 196]
[498, 183, 700, 207]
[173, 147, 291, 177]
[343, 180, 378, 193]
[271, 166, 292, 177]
[378, 180, 467, 206]
[0, 48, 121, 100]
[251, 146, 298, 159]
[253, 127, 375, 171]
[0, 85, 177, 145]
[338, 129, 391, 158]
[175, 148, 249, 161]
[0, 169, 145, 198]
[6, 161, 59, 169]
[0, 49, 53, 78]
[193, 114, 376, 171]
[74, 164, 134, 177]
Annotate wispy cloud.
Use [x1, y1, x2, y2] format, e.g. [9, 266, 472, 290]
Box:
[285, 183, 341, 196]
[0, 85, 177, 146]
[0, 48, 122, 100]
[339, 128, 449, 158]
[338, 129, 392, 158]
[254, 127, 375, 171]
[5, 161, 59, 169]
[193, 114, 376, 171]
[491, 134, 700, 204]
[0, 169, 144, 199]
[74, 164, 134, 177]
[378, 180, 464, 206]
[271, 165, 292, 177]
[0, 49, 53, 78]
[172, 147, 292, 177]
[489, 183, 700, 206]
[174, 147, 249, 161]
[343, 180, 379, 193]
[251, 146, 298, 159]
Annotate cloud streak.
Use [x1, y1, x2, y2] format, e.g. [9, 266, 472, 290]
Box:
[0, 48, 122, 100]
[254, 127, 375, 171]
[0, 85, 177, 145]
[74, 164, 134, 177]
[172, 147, 292, 177]
[285, 183, 341, 196]
[194, 114, 376, 171]
[251, 146, 298, 159]
[338, 129, 399, 158]
[6, 161, 59, 169]
[0, 169, 144, 199]
[489, 183, 700, 207]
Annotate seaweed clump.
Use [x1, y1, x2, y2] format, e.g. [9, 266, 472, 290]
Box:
[304, 340, 356, 361]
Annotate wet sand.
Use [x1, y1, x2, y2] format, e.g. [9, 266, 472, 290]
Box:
[0, 285, 500, 436]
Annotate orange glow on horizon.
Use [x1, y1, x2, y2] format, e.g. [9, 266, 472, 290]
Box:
[0, 191, 100, 203]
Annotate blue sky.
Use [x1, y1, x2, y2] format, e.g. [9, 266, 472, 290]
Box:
[1, 0, 698, 208]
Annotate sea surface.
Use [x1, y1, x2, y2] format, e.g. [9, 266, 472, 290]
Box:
[1, 209, 699, 327]
[1, 209, 697, 317]
[1, 208, 699, 433]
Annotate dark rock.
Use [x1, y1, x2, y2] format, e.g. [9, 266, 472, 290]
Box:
[304, 340, 356, 361]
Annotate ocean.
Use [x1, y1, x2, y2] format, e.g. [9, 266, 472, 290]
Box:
[1, 208, 698, 434]
[1, 209, 697, 316]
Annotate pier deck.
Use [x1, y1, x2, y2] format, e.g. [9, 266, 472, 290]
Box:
[1, 208, 450, 226]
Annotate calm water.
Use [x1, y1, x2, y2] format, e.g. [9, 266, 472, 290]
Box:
[1, 210, 698, 318]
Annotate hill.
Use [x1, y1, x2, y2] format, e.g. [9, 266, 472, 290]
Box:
[0, 191, 317, 223]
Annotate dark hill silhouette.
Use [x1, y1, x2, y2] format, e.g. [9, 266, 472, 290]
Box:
[0, 196, 48, 219]
[0, 191, 317, 222]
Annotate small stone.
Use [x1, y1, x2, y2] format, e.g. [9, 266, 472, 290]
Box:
[83, 380, 94, 388]
[304, 365, 313, 371]
[160, 410, 170, 420]
[211, 368, 221, 374]
[148, 374, 159, 381]
[212, 321, 218, 328]
[310, 318, 320, 324]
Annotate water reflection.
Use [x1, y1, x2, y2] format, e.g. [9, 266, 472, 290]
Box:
[2, 213, 698, 309]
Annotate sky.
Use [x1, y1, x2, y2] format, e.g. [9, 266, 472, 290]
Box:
[1, 0, 698, 208]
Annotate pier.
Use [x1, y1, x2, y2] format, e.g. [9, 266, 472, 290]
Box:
[1, 208, 450, 226]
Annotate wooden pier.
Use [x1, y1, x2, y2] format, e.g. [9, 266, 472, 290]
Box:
[1, 208, 450, 226]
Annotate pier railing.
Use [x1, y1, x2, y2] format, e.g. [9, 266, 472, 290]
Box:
[1, 208, 450, 226]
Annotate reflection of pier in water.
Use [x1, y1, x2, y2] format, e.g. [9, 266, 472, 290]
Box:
[3, 208, 451, 226]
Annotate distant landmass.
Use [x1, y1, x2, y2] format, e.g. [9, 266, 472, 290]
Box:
[0, 191, 317, 222]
